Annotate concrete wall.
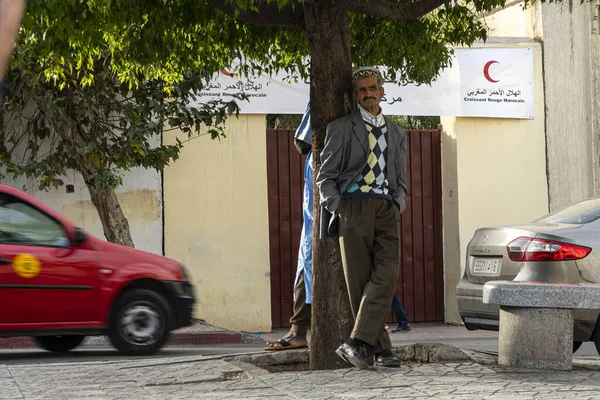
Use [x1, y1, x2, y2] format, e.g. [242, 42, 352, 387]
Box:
[577, 0, 600, 198]
[483, 2, 529, 37]
[441, 38, 548, 323]
[482, 1, 543, 40]
[540, 1, 595, 210]
[1, 168, 163, 255]
[483, 0, 597, 209]
[163, 115, 271, 333]
[593, 26, 600, 195]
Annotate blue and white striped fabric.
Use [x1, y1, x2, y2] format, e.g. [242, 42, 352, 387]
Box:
[294, 103, 312, 145]
[294, 103, 313, 304]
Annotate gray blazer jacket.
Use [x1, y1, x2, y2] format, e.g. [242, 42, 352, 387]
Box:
[316, 111, 408, 214]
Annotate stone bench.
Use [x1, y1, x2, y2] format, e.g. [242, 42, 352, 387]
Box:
[483, 281, 600, 370]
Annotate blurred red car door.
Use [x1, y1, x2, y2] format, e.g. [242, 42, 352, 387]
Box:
[0, 191, 101, 327]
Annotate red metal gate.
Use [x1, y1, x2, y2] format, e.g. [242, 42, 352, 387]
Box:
[267, 128, 443, 328]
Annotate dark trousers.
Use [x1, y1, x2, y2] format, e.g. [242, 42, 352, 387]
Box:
[290, 270, 311, 335]
[391, 293, 410, 327]
[337, 198, 400, 354]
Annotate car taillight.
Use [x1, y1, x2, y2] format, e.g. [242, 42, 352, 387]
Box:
[507, 237, 591, 262]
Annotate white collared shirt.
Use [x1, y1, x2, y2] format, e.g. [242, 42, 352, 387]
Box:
[359, 105, 385, 127]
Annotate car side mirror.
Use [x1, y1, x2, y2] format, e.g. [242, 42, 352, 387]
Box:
[73, 227, 87, 246]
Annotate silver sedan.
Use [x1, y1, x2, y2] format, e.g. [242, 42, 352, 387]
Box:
[456, 196, 600, 353]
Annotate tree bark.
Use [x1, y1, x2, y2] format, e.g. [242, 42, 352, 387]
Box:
[304, 1, 355, 370]
[80, 169, 135, 247]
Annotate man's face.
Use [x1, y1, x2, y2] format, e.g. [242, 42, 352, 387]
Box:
[354, 76, 384, 112]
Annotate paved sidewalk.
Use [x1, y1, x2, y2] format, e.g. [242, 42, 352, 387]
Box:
[3, 350, 600, 399]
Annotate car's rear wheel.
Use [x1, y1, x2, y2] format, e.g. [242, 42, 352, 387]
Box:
[33, 335, 85, 352]
[108, 289, 172, 356]
[573, 341, 583, 353]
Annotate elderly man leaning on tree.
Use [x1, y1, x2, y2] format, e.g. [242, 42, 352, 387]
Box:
[316, 66, 408, 369]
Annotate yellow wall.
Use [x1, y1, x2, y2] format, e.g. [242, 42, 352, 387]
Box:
[440, 117, 462, 323]
[163, 115, 271, 332]
[441, 40, 547, 323]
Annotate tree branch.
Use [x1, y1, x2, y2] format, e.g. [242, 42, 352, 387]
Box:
[346, 0, 446, 21]
[96, 119, 123, 133]
[207, 0, 304, 27]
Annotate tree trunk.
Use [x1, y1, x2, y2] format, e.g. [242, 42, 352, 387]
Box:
[304, 2, 355, 370]
[80, 169, 135, 247]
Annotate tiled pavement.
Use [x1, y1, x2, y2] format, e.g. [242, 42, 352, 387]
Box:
[3, 354, 600, 399]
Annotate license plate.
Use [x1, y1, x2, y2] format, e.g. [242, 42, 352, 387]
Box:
[472, 258, 501, 274]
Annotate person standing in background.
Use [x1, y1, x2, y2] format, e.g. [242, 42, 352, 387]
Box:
[265, 104, 313, 351]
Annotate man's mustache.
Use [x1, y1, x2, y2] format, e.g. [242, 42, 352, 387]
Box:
[363, 97, 377, 100]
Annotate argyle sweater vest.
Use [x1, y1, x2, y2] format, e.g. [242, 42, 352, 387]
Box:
[344, 122, 391, 200]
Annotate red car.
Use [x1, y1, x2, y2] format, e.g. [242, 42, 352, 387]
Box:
[0, 184, 195, 355]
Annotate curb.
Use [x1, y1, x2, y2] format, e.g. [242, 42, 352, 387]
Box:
[0, 331, 245, 350]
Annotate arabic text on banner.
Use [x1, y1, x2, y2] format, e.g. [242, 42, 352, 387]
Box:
[188, 48, 534, 119]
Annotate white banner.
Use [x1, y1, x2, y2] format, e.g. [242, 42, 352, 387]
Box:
[458, 48, 533, 118]
[190, 48, 534, 119]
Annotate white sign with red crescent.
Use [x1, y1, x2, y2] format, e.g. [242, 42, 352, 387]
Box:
[190, 48, 534, 119]
[483, 60, 500, 83]
[457, 48, 534, 119]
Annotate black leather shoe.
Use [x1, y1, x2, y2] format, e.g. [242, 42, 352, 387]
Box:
[335, 342, 369, 369]
[374, 348, 401, 368]
[391, 324, 411, 333]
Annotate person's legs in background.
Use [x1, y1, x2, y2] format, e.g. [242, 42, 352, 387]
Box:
[391, 292, 411, 332]
[289, 269, 311, 338]
[265, 149, 313, 351]
[264, 269, 311, 350]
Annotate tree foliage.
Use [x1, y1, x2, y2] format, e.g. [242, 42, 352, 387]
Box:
[15, 0, 310, 89]
[15, 0, 507, 92]
[0, 0, 252, 245]
[0, 66, 238, 191]
[1, 0, 314, 194]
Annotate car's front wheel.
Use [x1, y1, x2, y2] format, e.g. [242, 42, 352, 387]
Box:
[33, 335, 85, 352]
[108, 289, 172, 356]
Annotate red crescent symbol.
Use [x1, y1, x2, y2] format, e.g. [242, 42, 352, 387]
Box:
[483, 60, 499, 83]
[220, 69, 232, 76]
